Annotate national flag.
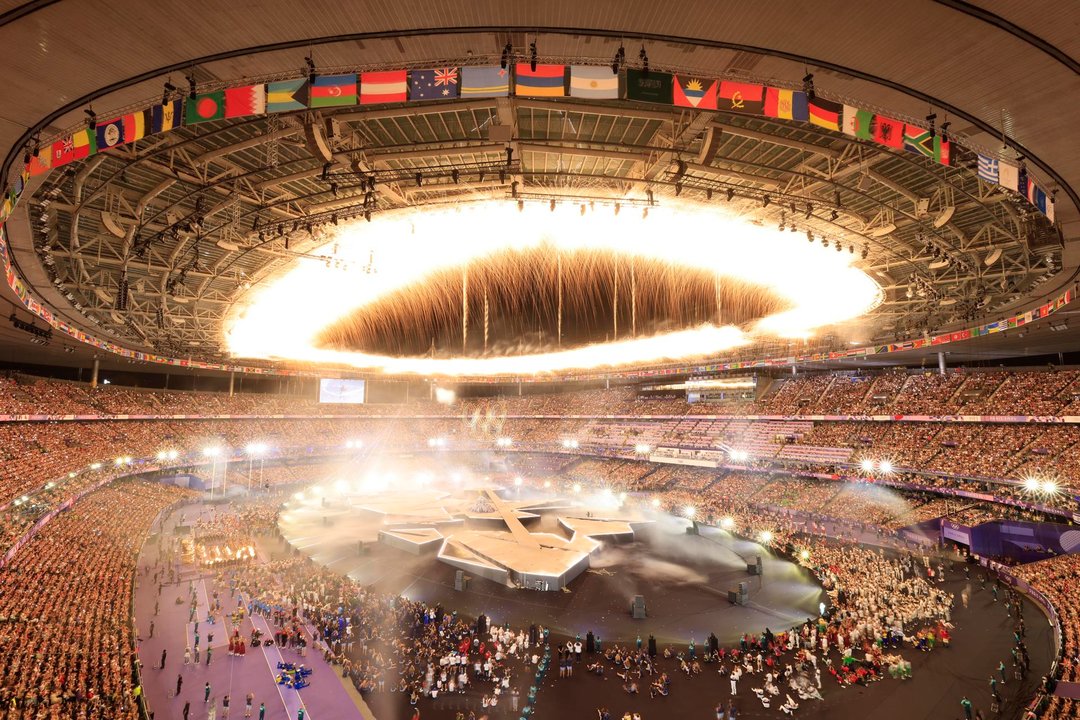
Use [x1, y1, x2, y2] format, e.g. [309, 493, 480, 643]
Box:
[124, 111, 148, 143]
[569, 65, 618, 99]
[1047, 196, 1055, 224]
[50, 128, 96, 167]
[718, 81, 764, 114]
[96, 117, 125, 151]
[977, 155, 999, 184]
[997, 161, 1019, 192]
[807, 97, 842, 131]
[763, 87, 808, 121]
[361, 70, 407, 104]
[625, 69, 673, 104]
[26, 150, 52, 177]
[460, 66, 510, 97]
[409, 68, 460, 101]
[266, 79, 309, 113]
[185, 91, 225, 124]
[843, 106, 873, 140]
[96, 111, 149, 151]
[903, 125, 949, 164]
[224, 85, 266, 118]
[674, 76, 718, 109]
[514, 63, 567, 97]
[151, 100, 182, 133]
[871, 115, 904, 149]
[309, 74, 358, 108]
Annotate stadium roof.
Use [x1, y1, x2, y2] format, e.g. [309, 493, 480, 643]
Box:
[0, 0, 1077, 379]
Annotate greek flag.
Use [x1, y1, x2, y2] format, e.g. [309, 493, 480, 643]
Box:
[977, 154, 999, 184]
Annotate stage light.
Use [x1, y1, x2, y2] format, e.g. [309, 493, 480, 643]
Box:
[435, 387, 456, 404]
[1042, 480, 1059, 495]
[861, 458, 875, 472]
[878, 460, 894, 474]
[66, 473, 75, 479]
[514, 477, 523, 486]
[156, 450, 169, 461]
[720, 517, 735, 529]
[684, 506, 696, 519]
[634, 443, 651, 454]
[1024, 477, 1041, 492]
[496, 436, 513, 448]
[334, 479, 348, 493]
[202, 447, 221, 457]
[650, 497, 661, 508]
[293, 491, 304, 500]
[759, 530, 774, 544]
[543, 480, 552, 488]
[246, 442, 268, 455]
[572, 483, 582, 493]
[90, 463, 102, 470]
[310, 485, 323, 496]
[800, 549, 810, 560]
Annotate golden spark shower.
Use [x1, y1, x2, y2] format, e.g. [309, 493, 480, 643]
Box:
[225, 200, 882, 376]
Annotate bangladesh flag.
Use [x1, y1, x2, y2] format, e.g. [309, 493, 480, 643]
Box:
[186, 91, 225, 125]
[625, 69, 673, 105]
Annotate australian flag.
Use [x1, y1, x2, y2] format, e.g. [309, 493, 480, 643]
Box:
[410, 68, 460, 101]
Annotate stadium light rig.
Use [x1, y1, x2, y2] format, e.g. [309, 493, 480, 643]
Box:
[634, 443, 652, 455]
[561, 438, 580, 449]
[759, 530, 774, 544]
[344, 440, 363, 449]
[495, 437, 513, 448]
[720, 517, 735, 530]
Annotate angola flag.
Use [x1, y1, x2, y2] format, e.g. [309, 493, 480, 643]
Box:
[807, 97, 843, 132]
[625, 69, 673, 104]
[718, 81, 764, 114]
[514, 64, 567, 98]
[310, 74, 358, 108]
[185, 91, 226, 124]
[360, 70, 407, 104]
[266, 79, 309, 113]
[224, 85, 266, 118]
[409, 68, 460, 101]
[673, 76, 718, 109]
[763, 87, 808, 121]
[151, 100, 182, 133]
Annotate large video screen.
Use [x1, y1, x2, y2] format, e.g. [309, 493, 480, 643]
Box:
[318, 378, 366, 404]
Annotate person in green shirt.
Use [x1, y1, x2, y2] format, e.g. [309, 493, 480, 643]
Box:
[960, 696, 973, 719]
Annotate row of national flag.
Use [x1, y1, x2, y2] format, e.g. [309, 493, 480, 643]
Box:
[976, 154, 1055, 223]
[17, 63, 1055, 224]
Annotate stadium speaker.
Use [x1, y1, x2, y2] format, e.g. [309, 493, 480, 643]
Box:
[686, 523, 699, 536]
[737, 582, 749, 605]
[747, 556, 762, 575]
[454, 570, 467, 592]
[631, 594, 647, 619]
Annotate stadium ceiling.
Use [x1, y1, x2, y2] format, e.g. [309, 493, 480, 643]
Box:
[0, 0, 1077, 375]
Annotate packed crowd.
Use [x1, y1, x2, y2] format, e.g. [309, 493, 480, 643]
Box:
[0, 479, 190, 718]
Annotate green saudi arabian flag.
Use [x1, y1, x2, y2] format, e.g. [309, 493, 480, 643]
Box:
[625, 69, 673, 105]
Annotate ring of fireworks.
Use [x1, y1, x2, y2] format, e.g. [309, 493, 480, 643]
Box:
[225, 200, 882, 376]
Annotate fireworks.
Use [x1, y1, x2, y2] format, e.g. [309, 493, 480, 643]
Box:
[225, 200, 881, 376]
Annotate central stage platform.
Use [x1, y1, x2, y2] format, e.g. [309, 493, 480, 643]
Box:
[280, 486, 825, 643]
